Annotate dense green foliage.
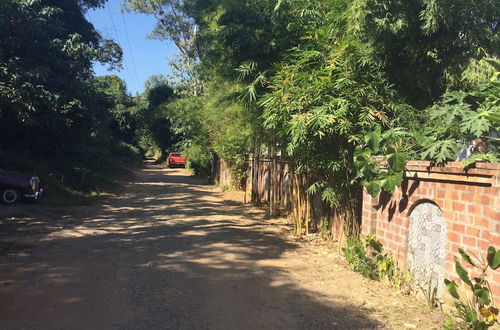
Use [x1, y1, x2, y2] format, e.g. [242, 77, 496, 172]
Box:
[0, 0, 179, 201]
[260, 0, 410, 210]
[417, 59, 500, 164]
[342, 234, 414, 296]
[124, 0, 499, 231]
[342, 234, 394, 281]
[0, 0, 121, 154]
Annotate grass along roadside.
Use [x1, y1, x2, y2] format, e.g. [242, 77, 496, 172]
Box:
[1, 142, 142, 207]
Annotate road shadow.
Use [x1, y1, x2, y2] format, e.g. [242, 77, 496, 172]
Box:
[0, 163, 382, 329]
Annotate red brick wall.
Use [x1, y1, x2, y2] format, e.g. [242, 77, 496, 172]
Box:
[361, 162, 500, 302]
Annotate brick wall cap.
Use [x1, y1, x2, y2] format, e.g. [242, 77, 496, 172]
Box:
[406, 160, 499, 170]
[404, 161, 499, 177]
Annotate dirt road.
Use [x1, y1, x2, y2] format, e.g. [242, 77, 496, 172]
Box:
[0, 163, 436, 329]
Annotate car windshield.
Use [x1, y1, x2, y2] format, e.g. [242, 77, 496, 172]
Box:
[171, 153, 182, 157]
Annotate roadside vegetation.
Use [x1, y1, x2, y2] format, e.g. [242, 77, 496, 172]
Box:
[0, 1, 181, 203]
[444, 246, 500, 329]
[123, 0, 499, 229]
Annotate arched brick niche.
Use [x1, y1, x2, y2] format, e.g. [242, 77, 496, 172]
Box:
[407, 201, 448, 298]
[361, 161, 500, 303]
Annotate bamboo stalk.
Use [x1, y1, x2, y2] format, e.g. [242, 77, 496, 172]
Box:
[304, 174, 310, 235]
[295, 174, 302, 236]
[292, 174, 298, 235]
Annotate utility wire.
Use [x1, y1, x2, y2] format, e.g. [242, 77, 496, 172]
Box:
[106, 2, 139, 94]
[120, 10, 141, 84]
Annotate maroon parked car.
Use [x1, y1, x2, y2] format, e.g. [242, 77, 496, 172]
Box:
[0, 169, 43, 204]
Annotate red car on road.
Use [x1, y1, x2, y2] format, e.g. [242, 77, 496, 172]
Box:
[166, 152, 186, 168]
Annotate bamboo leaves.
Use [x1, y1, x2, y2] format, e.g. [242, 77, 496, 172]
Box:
[262, 9, 402, 203]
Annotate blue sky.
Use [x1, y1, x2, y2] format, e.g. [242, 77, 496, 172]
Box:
[86, 2, 177, 95]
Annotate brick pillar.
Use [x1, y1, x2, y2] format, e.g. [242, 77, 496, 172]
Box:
[361, 189, 378, 236]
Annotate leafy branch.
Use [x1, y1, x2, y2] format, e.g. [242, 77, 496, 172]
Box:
[444, 246, 500, 329]
[354, 125, 408, 197]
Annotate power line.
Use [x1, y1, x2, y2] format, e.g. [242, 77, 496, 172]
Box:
[120, 10, 141, 84]
[105, 2, 140, 94]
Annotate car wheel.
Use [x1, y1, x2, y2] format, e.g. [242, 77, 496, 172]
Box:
[1, 189, 20, 204]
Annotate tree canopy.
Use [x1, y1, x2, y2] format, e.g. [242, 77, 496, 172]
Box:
[0, 0, 122, 155]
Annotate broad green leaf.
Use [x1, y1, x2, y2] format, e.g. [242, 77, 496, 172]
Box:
[381, 174, 397, 193]
[354, 147, 371, 176]
[421, 140, 457, 163]
[473, 285, 491, 305]
[444, 279, 460, 299]
[381, 171, 403, 194]
[364, 126, 381, 154]
[487, 246, 500, 269]
[354, 146, 370, 164]
[460, 111, 491, 137]
[387, 149, 406, 172]
[458, 248, 476, 266]
[381, 127, 412, 139]
[462, 153, 499, 169]
[393, 170, 403, 186]
[363, 179, 382, 197]
[476, 321, 488, 330]
[455, 258, 473, 287]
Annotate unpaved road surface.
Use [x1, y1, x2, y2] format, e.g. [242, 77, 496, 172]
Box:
[0, 163, 437, 329]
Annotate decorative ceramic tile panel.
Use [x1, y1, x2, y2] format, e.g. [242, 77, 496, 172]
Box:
[407, 202, 448, 297]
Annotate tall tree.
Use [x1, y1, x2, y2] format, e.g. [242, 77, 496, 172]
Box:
[122, 0, 201, 94]
[0, 0, 122, 155]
